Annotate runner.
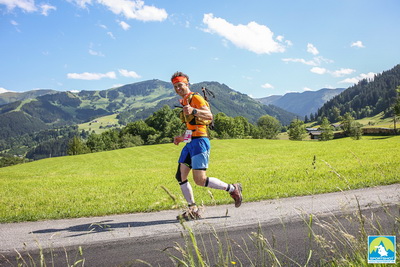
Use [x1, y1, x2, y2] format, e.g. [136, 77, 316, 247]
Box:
[171, 71, 242, 220]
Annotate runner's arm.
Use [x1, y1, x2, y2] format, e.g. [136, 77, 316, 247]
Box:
[183, 105, 213, 120]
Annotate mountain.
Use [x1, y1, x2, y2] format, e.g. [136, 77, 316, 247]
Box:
[0, 80, 296, 140]
[118, 81, 296, 125]
[0, 89, 58, 106]
[256, 88, 346, 117]
[317, 64, 400, 121]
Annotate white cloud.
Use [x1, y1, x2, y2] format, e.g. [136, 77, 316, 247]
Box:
[95, 0, 167, 21]
[1, 0, 55, 15]
[89, 49, 104, 56]
[119, 21, 130, 30]
[339, 72, 375, 84]
[310, 67, 327, 75]
[282, 56, 333, 66]
[307, 43, 319, 55]
[202, 13, 288, 54]
[303, 87, 313, 91]
[10, 20, 18, 25]
[40, 4, 56, 16]
[351, 41, 365, 48]
[112, 84, 124, 88]
[282, 58, 318, 66]
[0, 0, 37, 12]
[89, 43, 104, 56]
[67, 71, 116, 80]
[118, 69, 141, 78]
[68, 0, 167, 21]
[261, 83, 274, 89]
[70, 0, 92, 8]
[107, 31, 116, 39]
[331, 68, 356, 77]
[310, 67, 356, 77]
[0, 87, 11, 94]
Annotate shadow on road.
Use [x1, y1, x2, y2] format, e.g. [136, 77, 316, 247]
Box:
[31, 215, 230, 237]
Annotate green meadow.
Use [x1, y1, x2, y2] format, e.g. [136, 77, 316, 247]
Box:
[78, 113, 121, 134]
[0, 136, 399, 223]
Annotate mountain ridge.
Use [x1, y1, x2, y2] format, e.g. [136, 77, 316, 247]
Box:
[0, 80, 297, 140]
[256, 88, 346, 117]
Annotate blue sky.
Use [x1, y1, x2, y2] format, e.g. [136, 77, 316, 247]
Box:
[1, 0, 399, 98]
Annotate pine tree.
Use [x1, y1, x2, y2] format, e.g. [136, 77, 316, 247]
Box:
[393, 86, 400, 134]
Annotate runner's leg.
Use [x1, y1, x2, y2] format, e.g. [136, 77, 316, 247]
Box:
[179, 163, 195, 205]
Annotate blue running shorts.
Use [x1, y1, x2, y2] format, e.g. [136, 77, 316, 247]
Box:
[178, 137, 210, 170]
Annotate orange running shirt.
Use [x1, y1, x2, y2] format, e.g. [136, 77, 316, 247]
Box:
[181, 93, 209, 137]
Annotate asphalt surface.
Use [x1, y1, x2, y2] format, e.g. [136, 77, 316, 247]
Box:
[0, 184, 399, 266]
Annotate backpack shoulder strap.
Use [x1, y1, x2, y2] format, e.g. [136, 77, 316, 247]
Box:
[189, 92, 210, 106]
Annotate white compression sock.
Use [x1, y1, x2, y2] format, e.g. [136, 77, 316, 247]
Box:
[205, 177, 235, 193]
[180, 181, 195, 205]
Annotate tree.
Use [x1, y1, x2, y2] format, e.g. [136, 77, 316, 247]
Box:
[145, 105, 184, 141]
[86, 133, 106, 152]
[121, 120, 157, 144]
[341, 112, 354, 136]
[67, 136, 89, 155]
[233, 116, 252, 138]
[350, 121, 363, 140]
[100, 129, 120, 151]
[287, 118, 306, 141]
[332, 107, 341, 122]
[319, 117, 334, 141]
[119, 134, 144, 148]
[393, 86, 400, 134]
[214, 113, 235, 138]
[257, 115, 281, 139]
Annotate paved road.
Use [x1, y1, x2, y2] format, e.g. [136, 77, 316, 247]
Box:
[1, 184, 399, 266]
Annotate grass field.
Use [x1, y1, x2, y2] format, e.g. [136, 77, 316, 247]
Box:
[0, 136, 399, 223]
[78, 113, 121, 134]
[306, 112, 397, 129]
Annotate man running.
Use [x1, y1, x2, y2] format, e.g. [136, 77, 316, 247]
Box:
[171, 71, 242, 220]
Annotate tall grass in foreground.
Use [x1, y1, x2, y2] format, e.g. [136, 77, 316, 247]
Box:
[1, 244, 85, 267]
[153, 204, 399, 267]
[0, 136, 399, 222]
[4, 203, 399, 266]
[6, 205, 399, 266]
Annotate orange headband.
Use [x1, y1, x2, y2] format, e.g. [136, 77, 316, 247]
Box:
[172, 76, 188, 84]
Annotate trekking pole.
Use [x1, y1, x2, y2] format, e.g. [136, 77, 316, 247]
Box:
[201, 87, 215, 101]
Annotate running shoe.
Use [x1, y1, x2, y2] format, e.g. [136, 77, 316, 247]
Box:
[177, 207, 201, 221]
[230, 183, 242, 208]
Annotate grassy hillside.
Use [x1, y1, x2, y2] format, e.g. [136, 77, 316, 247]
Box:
[306, 112, 397, 130]
[78, 113, 121, 134]
[0, 137, 399, 223]
[356, 112, 397, 128]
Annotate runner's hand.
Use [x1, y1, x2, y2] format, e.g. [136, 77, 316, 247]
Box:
[183, 105, 193, 115]
[174, 136, 184, 145]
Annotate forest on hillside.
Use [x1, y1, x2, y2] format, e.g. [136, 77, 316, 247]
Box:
[315, 64, 400, 122]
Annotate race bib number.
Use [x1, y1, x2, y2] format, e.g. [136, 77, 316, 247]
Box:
[183, 130, 192, 143]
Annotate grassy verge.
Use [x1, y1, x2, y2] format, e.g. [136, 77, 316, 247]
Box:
[160, 204, 399, 266]
[0, 136, 399, 223]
